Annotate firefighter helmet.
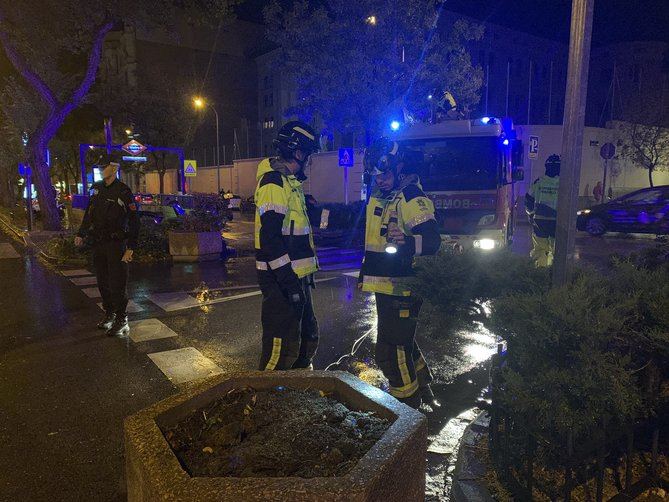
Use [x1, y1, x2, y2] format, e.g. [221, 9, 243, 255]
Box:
[273, 121, 320, 159]
[364, 137, 402, 176]
[545, 154, 561, 177]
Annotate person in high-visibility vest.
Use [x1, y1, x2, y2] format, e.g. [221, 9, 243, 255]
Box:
[360, 138, 442, 408]
[525, 154, 560, 267]
[254, 121, 321, 370]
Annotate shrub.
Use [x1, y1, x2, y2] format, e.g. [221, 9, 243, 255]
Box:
[411, 248, 549, 336]
[170, 193, 227, 233]
[134, 222, 171, 263]
[44, 235, 86, 263]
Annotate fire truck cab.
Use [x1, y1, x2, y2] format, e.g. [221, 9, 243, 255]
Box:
[385, 117, 524, 250]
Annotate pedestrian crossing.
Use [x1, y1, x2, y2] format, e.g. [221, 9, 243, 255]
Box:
[56, 263, 357, 386]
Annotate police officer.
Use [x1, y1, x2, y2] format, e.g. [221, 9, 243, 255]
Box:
[75, 163, 140, 336]
[360, 138, 442, 409]
[255, 121, 321, 370]
[525, 154, 560, 267]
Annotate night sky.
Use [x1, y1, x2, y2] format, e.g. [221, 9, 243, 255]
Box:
[238, 0, 669, 47]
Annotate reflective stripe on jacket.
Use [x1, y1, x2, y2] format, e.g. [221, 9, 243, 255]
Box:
[525, 175, 559, 221]
[361, 179, 438, 296]
[254, 158, 318, 278]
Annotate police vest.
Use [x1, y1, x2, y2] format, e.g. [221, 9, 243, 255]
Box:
[254, 158, 318, 278]
[361, 182, 436, 296]
[530, 175, 559, 220]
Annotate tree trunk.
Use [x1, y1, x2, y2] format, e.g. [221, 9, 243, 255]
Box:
[29, 141, 61, 229]
[0, 166, 16, 207]
[159, 153, 167, 194]
[648, 167, 654, 188]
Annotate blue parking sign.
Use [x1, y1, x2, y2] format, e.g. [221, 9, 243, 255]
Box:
[528, 135, 539, 159]
[338, 148, 354, 167]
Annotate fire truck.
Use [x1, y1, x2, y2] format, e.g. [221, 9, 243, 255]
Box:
[384, 117, 525, 250]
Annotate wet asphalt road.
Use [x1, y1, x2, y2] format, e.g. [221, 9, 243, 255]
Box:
[0, 224, 665, 501]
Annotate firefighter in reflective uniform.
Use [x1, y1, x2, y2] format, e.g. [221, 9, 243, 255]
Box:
[525, 154, 560, 267]
[255, 121, 321, 370]
[360, 138, 442, 408]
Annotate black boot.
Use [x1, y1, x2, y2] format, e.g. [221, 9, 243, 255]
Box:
[106, 315, 129, 337]
[420, 385, 441, 409]
[97, 313, 116, 330]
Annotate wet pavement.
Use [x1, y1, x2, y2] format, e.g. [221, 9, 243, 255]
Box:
[0, 223, 666, 501]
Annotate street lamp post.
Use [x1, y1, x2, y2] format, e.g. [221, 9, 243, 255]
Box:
[193, 97, 221, 194]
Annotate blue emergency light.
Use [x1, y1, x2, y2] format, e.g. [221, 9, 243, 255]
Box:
[390, 120, 401, 131]
[481, 117, 491, 124]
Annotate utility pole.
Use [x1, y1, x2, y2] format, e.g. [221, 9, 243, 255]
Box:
[553, 0, 594, 286]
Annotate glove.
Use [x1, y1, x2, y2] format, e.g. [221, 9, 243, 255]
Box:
[285, 281, 306, 317]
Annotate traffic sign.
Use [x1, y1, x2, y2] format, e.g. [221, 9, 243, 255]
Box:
[600, 142, 616, 160]
[122, 156, 147, 162]
[338, 148, 354, 167]
[122, 139, 147, 156]
[528, 135, 539, 160]
[184, 160, 197, 177]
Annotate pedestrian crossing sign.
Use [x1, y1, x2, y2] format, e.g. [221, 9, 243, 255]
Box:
[184, 160, 197, 177]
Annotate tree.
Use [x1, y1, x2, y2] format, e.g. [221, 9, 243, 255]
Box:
[618, 95, 669, 188]
[130, 71, 197, 194]
[264, 0, 484, 142]
[0, 0, 238, 230]
[619, 121, 669, 188]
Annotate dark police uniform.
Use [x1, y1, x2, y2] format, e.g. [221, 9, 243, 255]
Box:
[77, 179, 140, 321]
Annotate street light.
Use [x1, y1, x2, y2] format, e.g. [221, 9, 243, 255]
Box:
[193, 96, 221, 194]
[366, 15, 377, 25]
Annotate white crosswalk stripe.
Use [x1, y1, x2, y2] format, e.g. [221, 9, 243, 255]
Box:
[128, 318, 178, 342]
[148, 347, 223, 384]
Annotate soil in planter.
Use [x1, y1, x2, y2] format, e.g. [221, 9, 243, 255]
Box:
[162, 387, 391, 478]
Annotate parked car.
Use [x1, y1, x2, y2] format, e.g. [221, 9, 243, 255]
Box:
[577, 185, 669, 236]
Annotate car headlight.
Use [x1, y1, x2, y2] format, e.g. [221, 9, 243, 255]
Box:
[477, 214, 496, 226]
[473, 238, 497, 250]
[577, 209, 591, 216]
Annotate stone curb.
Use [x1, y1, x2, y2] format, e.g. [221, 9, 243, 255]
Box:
[451, 412, 495, 502]
[0, 212, 85, 266]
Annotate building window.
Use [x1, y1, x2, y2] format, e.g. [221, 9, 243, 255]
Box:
[263, 76, 270, 90]
[633, 64, 641, 84]
[268, 94, 273, 107]
[263, 95, 268, 107]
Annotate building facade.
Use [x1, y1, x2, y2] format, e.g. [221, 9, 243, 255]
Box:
[99, 19, 265, 177]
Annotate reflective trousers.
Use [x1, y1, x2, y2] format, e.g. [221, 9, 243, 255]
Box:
[375, 293, 433, 408]
[258, 272, 319, 370]
[531, 218, 556, 267]
[93, 240, 129, 316]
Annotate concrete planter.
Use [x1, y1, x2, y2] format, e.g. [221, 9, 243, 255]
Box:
[125, 370, 427, 502]
[168, 230, 222, 262]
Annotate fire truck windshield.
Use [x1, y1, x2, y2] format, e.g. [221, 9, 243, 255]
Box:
[401, 136, 501, 191]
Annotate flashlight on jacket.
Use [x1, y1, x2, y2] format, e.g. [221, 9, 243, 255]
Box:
[385, 212, 399, 254]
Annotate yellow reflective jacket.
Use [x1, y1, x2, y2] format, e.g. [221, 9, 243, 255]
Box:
[525, 175, 559, 221]
[361, 177, 440, 296]
[254, 158, 318, 278]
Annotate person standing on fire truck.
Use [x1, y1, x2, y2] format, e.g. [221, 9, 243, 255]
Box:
[525, 154, 561, 267]
[360, 138, 442, 409]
